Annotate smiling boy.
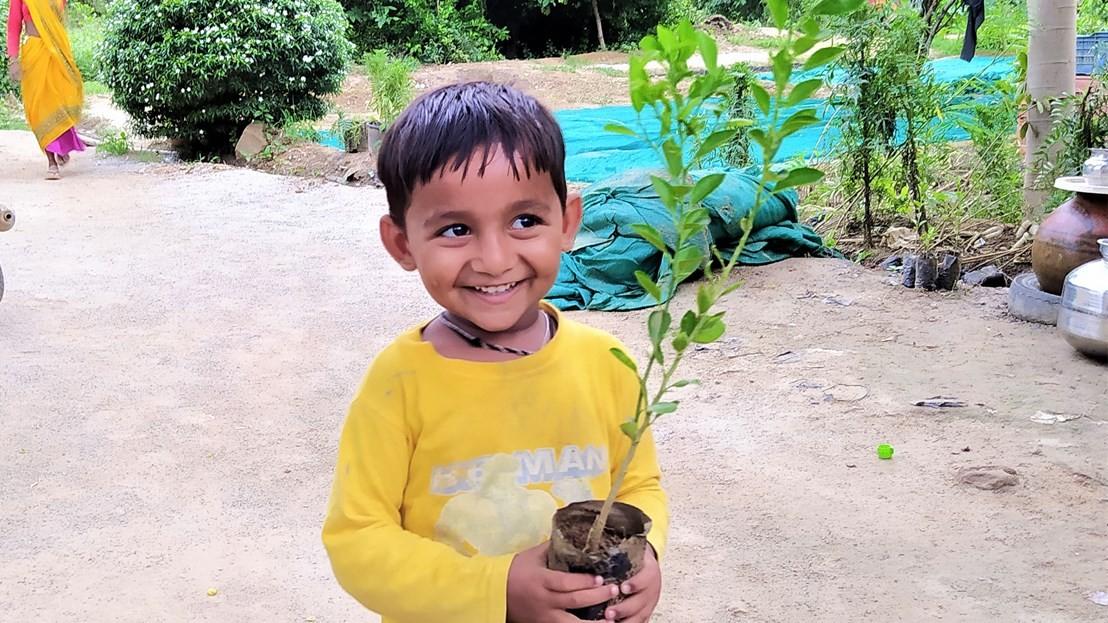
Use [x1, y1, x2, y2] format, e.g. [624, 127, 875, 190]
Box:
[322, 82, 668, 623]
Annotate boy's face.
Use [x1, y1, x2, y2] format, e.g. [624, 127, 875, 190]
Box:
[380, 147, 582, 333]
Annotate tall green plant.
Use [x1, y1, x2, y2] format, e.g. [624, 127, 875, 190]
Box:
[957, 78, 1024, 223]
[719, 62, 756, 169]
[585, 0, 863, 551]
[363, 50, 417, 128]
[828, 2, 958, 243]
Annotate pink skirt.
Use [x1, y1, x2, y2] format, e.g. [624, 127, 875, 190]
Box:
[45, 127, 86, 156]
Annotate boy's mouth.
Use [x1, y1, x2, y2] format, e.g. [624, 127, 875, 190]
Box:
[469, 281, 520, 295]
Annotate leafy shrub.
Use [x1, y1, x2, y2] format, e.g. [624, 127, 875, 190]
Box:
[341, 0, 503, 63]
[1079, 0, 1108, 34]
[699, 0, 765, 21]
[99, 0, 353, 152]
[363, 50, 416, 128]
[975, 0, 1027, 53]
[718, 62, 755, 169]
[957, 78, 1023, 223]
[485, 0, 667, 58]
[1, 0, 17, 97]
[96, 130, 131, 156]
[666, 0, 708, 26]
[68, 1, 106, 81]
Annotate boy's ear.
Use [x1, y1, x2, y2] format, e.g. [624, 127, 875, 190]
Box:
[380, 215, 417, 271]
[561, 191, 583, 251]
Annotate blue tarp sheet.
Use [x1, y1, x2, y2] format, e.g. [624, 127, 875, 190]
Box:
[548, 169, 838, 311]
[556, 55, 1016, 183]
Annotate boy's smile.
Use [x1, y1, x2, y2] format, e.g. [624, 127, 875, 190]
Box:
[381, 146, 582, 335]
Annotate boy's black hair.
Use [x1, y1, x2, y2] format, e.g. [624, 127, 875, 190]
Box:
[376, 81, 568, 227]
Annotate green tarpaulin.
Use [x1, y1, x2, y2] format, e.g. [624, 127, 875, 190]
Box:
[548, 169, 837, 312]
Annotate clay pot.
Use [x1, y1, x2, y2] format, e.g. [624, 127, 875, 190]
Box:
[1032, 192, 1108, 295]
[547, 501, 651, 620]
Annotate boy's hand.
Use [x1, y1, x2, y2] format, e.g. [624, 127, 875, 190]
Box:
[604, 546, 661, 622]
[507, 542, 619, 623]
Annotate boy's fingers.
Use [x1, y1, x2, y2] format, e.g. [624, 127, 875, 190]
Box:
[554, 583, 618, 609]
[620, 563, 660, 596]
[604, 591, 652, 622]
[543, 570, 604, 593]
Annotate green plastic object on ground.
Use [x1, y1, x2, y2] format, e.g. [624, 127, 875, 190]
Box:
[878, 444, 894, 460]
[547, 169, 839, 312]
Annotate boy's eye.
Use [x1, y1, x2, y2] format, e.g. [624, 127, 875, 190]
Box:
[438, 224, 470, 238]
[511, 214, 542, 230]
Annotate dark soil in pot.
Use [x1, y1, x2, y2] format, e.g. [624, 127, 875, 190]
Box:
[547, 500, 652, 620]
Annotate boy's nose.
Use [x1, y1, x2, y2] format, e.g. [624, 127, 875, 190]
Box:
[471, 234, 513, 276]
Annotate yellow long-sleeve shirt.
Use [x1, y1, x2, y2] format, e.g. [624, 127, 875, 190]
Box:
[322, 308, 668, 623]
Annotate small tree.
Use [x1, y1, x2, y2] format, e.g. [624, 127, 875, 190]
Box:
[99, 0, 353, 152]
[584, 0, 863, 550]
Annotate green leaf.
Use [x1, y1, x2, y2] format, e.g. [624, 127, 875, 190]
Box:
[662, 139, 684, 178]
[651, 175, 676, 209]
[656, 25, 677, 53]
[767, 0, 788, 29]
[693, 128, 738, 162]
[778, 108, 820, 138]
[672, 379, 700, 388]
[639, 35, 661, 52]
[632, 223, 668, 253]
[691, 315, 725, 344]
[772, 49, 793, 94]
[635, 270, 663, 302]
[690, 173, 725, 205]
[801, 17, 821, 36]
[604, 122, 639, 138]
[697, 284, 714, 313]
[802, 46, 845, 71]
[649, 401, 678, 415]
[774, 166, 825, 192]
[672, 245, 705, 282]
[648, 309, 672, 344]
[786, 78, 823, 106]
[748, 128, 773, 152]
[695, 31, 718, 71]
[620, 420, 639, 439]
[685, 207, 711, 231]
[672, 333, 690, 352]
[679, 311, 697, 336]
[793, 36, 818, 55]
[750, 83, 771, 115]
[811, 0, 865, 16]
[610, 347, 638, 372]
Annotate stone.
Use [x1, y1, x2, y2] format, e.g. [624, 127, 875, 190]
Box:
[958, 466, 1019, 491]
[963, 265, 1010, 287]
[879, 254, 903, 270]
[235, 122, 270, 160]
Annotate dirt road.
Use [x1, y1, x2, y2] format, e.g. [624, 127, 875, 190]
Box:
[1, 130, 1106, 622]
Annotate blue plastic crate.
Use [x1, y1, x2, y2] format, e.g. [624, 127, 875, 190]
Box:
[1077, 32, 1108, 76]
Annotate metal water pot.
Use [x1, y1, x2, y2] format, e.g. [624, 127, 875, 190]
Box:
[1058, 238, 1108, 360]
[0, 208, 13, 303]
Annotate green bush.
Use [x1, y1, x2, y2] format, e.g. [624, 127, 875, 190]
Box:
[68, 1, 106, 81]
[1, 0, 16, 97]
[99, 0, 353, 152]
[363, 50, 416, 128]
[341, 0, 503, 63]
[485, 0, 667, 58]
[1079, 0, 1108, 34]
[699, 0, 775, 22]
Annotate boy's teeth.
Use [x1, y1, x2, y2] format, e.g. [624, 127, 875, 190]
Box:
[473, 282, 516, 294]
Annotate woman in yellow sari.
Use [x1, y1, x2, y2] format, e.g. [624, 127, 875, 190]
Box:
[7, 0, 85, 180]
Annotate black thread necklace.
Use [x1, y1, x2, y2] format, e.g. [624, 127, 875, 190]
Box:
[437, 311, 553, 357]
